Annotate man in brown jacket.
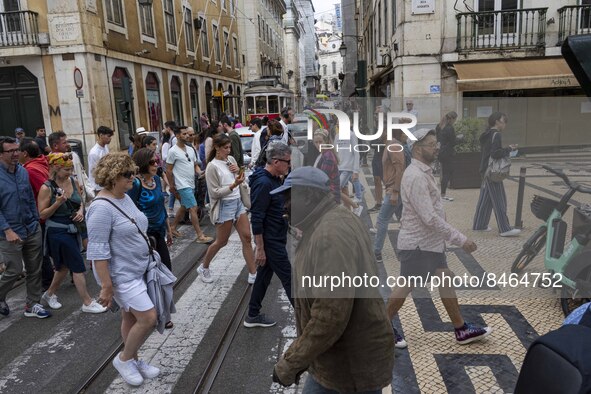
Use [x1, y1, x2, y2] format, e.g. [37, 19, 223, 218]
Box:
[271, 167, 394, 393]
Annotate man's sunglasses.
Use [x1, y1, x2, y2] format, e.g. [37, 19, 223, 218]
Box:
[274, 158, 291, 165]
[185, 153, 191, 162]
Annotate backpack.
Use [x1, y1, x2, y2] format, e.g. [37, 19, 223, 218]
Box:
[514, 324, 591, 393]
[254, 135, 282, 168]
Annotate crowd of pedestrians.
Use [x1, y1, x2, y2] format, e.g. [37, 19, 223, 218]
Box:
[0, 105, 526, 391]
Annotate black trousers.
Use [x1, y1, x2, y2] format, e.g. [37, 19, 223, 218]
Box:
[248, 239, 293, 317]
[440, 158, 454, 195]
[148, 231, 172, 270]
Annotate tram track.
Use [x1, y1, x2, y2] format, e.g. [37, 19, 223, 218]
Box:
[75, 246, 209, 394]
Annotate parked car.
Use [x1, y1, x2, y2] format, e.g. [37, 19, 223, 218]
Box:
[234, 126, 254, 177]
[288, 114, 310, 154]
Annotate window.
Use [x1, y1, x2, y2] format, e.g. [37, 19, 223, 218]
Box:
[139, 3, 154, 37]
[224, 31, 231, 66]
[184, 7, 195, 52]
[233, 36, 239, 69]
[332, 61, 336, 74]
[106, 0, 124, 26]
[258, 15, 261, 36]
[229, 0, 235, 15]
[199, 16, 209, 59]
[323, 64, 327, 76]
[164, 0, 176, 46]
[170, 76, 183, 126]
[581, 0, 591, 30]
[221, 0, 226, 10]
[213, 23, 221, 62]
[146, 72, 162, 132]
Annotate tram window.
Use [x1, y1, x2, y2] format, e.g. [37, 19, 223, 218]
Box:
[246, 97, 255, 114]
[256, 96, 267, 114]
[268, 95, 279, 114]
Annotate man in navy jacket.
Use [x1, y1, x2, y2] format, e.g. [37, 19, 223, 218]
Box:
[244, 142, 292, 328]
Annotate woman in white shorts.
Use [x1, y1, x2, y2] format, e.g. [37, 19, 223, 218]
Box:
[86, 153, 160, 387]
[197, 134, 257, 284]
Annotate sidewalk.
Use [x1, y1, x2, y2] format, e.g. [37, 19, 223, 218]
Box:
[359, 154, 591, 393]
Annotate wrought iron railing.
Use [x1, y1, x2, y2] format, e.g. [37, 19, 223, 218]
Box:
[0, 11, 39, 47]
[456, 8, 547, 52]
[557, 5, 591, 45]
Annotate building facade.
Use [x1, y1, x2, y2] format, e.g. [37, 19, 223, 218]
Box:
[0, 0, 244, 155]
[349, 0, 591, 149]
[296, 0, 319, 103]
[317, 34, 342, 96]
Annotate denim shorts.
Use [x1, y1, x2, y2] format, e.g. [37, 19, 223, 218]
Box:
[339, 170, 353, 189]
[178, 187, 197, 209]
[217, 198, 246, 224]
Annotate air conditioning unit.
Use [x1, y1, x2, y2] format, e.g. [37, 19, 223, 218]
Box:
[194, 18, 202, 30]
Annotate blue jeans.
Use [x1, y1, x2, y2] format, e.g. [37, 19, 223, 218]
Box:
[374, 193, 400, 255]
[303, 374, 382, 394]
[350, 178, 364, 200]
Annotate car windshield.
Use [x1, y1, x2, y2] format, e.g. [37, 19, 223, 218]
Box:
[288, 122, 308, 137]
[241, 136, 253, 152]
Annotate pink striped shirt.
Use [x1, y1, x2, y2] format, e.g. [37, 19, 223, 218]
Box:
[398, 159, 467, 252]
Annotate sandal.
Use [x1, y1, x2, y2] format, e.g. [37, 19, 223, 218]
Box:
[165, 321, 174, 329]
[171, 229, 183, 238]
[195, 235, 214, 244]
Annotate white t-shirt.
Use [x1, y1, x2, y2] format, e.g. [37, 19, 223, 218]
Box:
[166, 144, 197, 190]
[88, 143, 109, 190]
[209, 159, 240, 200]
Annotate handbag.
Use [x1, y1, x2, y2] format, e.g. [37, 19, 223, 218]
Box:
[239, 182, 251, 209]
[486, 133, 511, 182]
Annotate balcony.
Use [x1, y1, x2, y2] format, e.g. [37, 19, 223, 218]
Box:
[0, 11, 39, 47]
[557, 5, 591, 45]
[456, 8, 547, 52]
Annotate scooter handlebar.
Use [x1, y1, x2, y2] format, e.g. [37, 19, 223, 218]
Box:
[542, 165, 591, 194]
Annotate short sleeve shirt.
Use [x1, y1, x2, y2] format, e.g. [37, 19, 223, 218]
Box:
[166, 145, 196, 190]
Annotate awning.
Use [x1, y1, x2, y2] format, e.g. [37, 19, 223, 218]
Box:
[454, 58, 580, 91]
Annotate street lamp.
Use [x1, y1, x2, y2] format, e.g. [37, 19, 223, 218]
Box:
[339, 42, 347, 57]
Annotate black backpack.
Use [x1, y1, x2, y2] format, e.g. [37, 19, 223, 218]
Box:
[514, 324, 591, 393]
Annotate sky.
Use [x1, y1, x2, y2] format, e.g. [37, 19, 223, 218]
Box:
[311, 0, 341, 17]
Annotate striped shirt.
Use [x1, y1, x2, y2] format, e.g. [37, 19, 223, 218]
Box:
[398, 159, 467, 252]
[86, 195, 150, 285]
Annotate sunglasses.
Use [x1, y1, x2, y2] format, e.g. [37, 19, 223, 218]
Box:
[274, 158, 291, 165]
[120, 170, 138, 179]
[148, 159, 157, 166]
[185, 153, 191, 162]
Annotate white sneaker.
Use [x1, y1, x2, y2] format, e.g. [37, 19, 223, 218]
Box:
[369, 227, 377, 234]
[473, 227, 493, 232]
[500, 228, 522, 237]
[352, 197, 362, 204]
[248, 272, 257, 284]
[42, 291, 62, 310]
[82, 300, 108, 314]
[112, 353, 143, 386]
[135, 359, 160, 379]
[197, 265, 213, 283]
[353, 205, 363, 217]
[442, 196, 454, 201]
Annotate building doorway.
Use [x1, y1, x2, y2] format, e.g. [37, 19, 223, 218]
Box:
[0, 66, 44, 136]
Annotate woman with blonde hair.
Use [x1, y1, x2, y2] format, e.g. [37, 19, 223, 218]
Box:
[87, 153, 162, 386]
[37, 153, 107, 313]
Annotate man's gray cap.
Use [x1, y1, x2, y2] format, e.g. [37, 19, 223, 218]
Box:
[407, 128, 435, 150]
[270, 166, 330, 195]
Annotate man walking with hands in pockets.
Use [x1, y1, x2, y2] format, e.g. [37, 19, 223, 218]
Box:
[386, 129, 492, 347]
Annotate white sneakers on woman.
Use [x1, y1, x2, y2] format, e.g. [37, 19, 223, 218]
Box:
[41, 292, 62, 309]
[81, 300, 107, 313]
[112, 353, 161, 386]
